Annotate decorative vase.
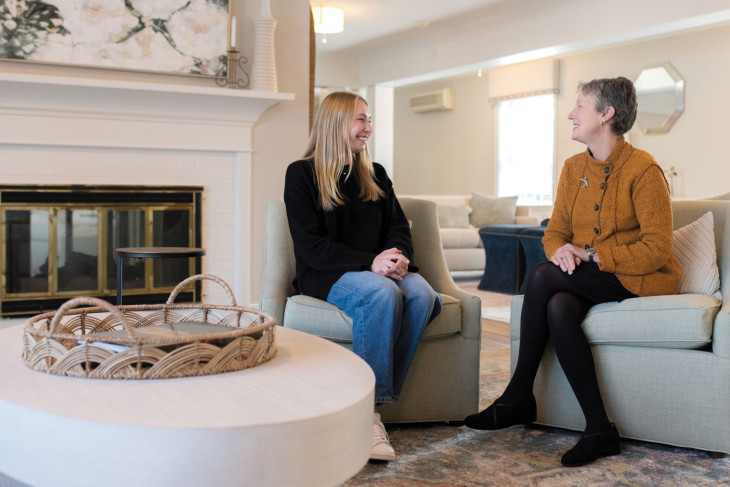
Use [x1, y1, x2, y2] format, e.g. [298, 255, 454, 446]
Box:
[251, 0, 278, 92]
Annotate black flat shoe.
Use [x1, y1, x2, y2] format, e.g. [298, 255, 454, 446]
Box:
[464, 395, 537, 430]
[561, 423, 621, 467]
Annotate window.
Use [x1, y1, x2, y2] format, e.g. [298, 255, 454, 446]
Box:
[496, 94, 555, 206]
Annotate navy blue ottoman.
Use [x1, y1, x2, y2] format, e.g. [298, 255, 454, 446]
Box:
[478, 225, 527, 294]
[518, 226, 547, 294]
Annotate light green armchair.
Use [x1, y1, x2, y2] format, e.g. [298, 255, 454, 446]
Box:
[510, 199, 730, 454]
[260, 197, 481, 423]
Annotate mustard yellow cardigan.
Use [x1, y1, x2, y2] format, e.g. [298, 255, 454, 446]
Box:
[543, 137, 681, 297]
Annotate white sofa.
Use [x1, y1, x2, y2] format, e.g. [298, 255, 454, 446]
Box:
[401, 194, 540, 275]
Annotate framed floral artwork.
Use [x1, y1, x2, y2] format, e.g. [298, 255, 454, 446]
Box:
[0, 0, 229, 76]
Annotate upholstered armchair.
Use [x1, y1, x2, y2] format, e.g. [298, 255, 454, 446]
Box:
[510, 199, 730, 454]
[260, 197, 481, 423]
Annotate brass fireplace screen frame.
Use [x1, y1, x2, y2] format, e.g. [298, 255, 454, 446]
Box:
[0, 185, 203, 316]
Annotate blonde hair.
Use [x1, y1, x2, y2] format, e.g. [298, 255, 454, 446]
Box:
[303, 91, 384, 211]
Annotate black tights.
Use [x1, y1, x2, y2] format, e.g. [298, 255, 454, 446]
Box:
[502, 261, 635, 433]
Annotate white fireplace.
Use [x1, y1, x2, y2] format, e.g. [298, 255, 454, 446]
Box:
[0, 71, 293, 306]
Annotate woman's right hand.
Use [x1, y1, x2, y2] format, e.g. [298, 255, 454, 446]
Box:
[371, 248, 409, 281]
[550, 243, 584, 275]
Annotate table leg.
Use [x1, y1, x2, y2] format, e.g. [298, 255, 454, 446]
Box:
[116, 254, 123, 305]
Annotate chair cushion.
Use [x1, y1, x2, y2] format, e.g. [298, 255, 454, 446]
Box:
[283, 293, 462, 343]
[582, 293, 721, 349]
[440, 228, 481, 248]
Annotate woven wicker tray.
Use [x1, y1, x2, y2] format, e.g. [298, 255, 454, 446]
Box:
[22, 274, 276, 380]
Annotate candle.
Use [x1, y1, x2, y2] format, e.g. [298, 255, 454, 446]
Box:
[231, 16, 236, 48]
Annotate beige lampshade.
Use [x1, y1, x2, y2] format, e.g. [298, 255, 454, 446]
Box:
[311, 6, 344, 34]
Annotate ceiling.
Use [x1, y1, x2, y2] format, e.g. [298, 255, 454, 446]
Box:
[310, 0, 505, 52]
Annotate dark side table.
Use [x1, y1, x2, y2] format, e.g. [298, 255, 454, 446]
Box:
[115, 247, 206, 305]
[477, 225, 527, 294]
[517, 226, 547, 293]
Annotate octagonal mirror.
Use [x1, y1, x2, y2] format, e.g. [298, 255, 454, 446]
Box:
[634, 62, 685, 134]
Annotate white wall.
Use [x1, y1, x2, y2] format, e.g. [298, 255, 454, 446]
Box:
[393, 74, 494, 195]
[393, 23, 730, 203]
[557, 25, 730, 199]
[246, 0, 311, 305]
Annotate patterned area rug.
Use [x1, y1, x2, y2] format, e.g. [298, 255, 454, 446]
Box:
[343, 321, 730, 486]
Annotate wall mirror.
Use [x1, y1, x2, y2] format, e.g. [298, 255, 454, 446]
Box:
[634, 62, 685, 134]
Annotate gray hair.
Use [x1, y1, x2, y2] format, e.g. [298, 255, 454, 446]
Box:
[578, 77, 637, 136]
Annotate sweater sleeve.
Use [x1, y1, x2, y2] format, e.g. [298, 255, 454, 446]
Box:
[542, 162, 575, 259]
[284, 161, 376, 272]
[595, 164, 674, 275]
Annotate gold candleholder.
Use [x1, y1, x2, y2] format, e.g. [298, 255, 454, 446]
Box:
[216, 49, 250, 89]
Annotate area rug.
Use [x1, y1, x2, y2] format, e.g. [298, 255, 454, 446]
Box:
[343, 324, 730, 486]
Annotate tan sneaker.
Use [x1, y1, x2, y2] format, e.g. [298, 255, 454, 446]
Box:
[370, 412, 395, 461]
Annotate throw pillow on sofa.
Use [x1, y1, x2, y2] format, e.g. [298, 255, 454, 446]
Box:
[437, 204, 470, 228]
[470, 192, 517, 228]
[672, 211, 722, 299]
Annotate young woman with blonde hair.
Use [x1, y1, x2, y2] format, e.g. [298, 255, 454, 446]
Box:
[284, 91, 442, 462]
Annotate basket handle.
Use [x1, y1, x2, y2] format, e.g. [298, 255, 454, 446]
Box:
[49, 297, 137, 338]
[166, 274, 237, 306]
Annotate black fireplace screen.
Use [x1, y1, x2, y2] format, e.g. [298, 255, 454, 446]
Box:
[1, 185, 203, 316]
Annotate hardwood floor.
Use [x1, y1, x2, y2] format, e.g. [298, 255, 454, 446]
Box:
[454, 277, 513, 349]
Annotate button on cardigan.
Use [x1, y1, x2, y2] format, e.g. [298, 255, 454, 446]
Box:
[543, 138, 681, 297]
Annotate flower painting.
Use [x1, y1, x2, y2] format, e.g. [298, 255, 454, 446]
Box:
[1, 0, 228, 75]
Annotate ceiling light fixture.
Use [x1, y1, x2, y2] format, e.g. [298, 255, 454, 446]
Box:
[312, 5, 344, 44]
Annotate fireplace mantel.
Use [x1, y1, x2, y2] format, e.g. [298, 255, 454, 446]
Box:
[0, 72, 294, 151]
[0, 69, 293, 304]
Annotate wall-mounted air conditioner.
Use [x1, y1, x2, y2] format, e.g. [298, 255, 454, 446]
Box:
[409, 88, 454, 113]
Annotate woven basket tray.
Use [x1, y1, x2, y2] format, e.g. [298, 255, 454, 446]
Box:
[22, 274, 276, 380]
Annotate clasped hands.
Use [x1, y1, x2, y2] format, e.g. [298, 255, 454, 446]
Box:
[550, 243, 599, 275]
[371, 248, 409, 281]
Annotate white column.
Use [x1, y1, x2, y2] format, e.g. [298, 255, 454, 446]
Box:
[362, 85, 395, 178]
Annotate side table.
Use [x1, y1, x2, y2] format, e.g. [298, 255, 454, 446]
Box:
[517, 226, 547, 293]
[115, 247, 205, 305]
[477, 225, 526, 294]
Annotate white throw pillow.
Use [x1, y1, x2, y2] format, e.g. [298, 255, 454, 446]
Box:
[470, 192, 517, 228]
[672, 211, 722, 299]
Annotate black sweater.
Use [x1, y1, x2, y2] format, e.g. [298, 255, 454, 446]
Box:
[283, 159, 416, 300]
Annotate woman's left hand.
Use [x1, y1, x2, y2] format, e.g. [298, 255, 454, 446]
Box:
[550, 243, 585, 275]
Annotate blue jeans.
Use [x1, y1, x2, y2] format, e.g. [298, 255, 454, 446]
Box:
[327, 271, 442, 404]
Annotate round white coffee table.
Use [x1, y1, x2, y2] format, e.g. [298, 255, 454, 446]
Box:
[0, 325, 374, 487]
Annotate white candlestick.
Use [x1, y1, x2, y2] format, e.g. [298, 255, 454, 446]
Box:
[231, 16, 237, 48]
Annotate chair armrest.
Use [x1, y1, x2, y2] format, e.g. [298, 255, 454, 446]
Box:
[259, 199, 297, 327]
[712, 299, 730, 358]
[510, 295, 524, 341]
[398, 197, 481, 341]
[438, 281, 482, 341]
